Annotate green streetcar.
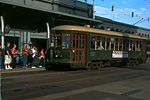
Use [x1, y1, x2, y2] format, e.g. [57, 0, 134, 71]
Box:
[46, 25, 147, 70]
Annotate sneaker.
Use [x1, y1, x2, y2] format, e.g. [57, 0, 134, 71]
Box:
[5, 66, 9, 70]
[5, 68, 9, 70]
[8, 67, 12, 69]
[32, 66, 36, 68]
[39, 65, 42, 67]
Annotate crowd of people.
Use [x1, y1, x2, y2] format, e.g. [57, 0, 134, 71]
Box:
[0, 42, 47, 70]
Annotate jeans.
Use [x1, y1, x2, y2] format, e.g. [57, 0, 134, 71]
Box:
[0, 55, 2, 69]
[22, 54, 27, 67]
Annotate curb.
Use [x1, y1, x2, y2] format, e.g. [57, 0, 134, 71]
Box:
[0, 68, 45, 74]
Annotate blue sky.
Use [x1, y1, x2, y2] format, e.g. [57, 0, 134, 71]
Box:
[78, 0, 150, 29]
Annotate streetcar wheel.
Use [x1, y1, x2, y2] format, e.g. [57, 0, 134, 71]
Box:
[127, 61, 130, 67]
[100, 61, 105, 68]
[86, 61, 92, 71]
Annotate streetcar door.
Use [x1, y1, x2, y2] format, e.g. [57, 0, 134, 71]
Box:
[143, 41, 147, 62]
[72, 34, 86, 64]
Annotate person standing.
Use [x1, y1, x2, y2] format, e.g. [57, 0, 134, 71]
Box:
[12, 44, 18, 69]
[22, 44, 28, 68]
[39, 48, 45, 67]
[0, 43, 3, 70]
[32, 48, 39, 68]
[28, 45, 33, 66]
[5, 42, 12, 70]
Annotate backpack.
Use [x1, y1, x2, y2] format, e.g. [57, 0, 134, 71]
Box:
[38, 52, 41, 57]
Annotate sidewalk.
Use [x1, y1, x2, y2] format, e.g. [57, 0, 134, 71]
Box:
[0, 65, 45, 74]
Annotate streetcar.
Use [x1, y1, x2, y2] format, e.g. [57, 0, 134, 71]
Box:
[46, 25, 147, 70]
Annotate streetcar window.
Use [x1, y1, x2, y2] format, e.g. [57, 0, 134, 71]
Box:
[97, 41, 100, 46]
[91, 36, 95, 40]
[91, 41, 95, 49]
[129, 39, 133, 51]
[139, 41, 142, 51]
[62, 33, 70, 49]
[102, 37, 106, 50]
[115, 38, 119, 50]
[97, 36, 100, 40]
[119, 38, 123, 51]
[55, 33, 61, 48]
[133, 40, 136, 51]
[50, 33, 55, 48]
[123, 39, 128, 51]
[79, 40, 82, 48]
[127, 39, 129, 51]
[62, 37, 70, 49]
[73, 40, 75, 48]
[102, 41, 105, 50]
[106, 37, 111, 50]
[111, 38, 114, 50]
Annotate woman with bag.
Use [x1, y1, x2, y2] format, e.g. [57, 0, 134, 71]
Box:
[39, 48, 45, 67]
[11, 44, 18, 69]
[32, 48, 40, 68]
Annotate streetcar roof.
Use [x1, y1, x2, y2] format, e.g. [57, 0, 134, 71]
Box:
[51, 25, 147, 40]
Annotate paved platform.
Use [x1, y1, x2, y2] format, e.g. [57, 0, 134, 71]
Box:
[0, 66, 45, 74]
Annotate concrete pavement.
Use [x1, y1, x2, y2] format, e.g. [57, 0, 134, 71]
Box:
[27, 75, 150, 100]
[0, 66, 45, 74]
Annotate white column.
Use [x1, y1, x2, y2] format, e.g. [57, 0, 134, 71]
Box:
[1, 16, 5, 48]
[46, 23, 50, 50]
[27, 32, 31, 49]
[23, 32, 26, 44]
[93, 0, 95, 19]
[20, 31, 24, 53]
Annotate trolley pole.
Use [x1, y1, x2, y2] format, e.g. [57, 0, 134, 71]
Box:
[93, 0, 95, 19]
[46, 23, 50, 50]
[1, 16, 5, 49]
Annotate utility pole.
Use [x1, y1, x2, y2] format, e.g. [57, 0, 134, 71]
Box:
[112, 5, 114, 20]
[132, 12, 134, 25]
[148, 17, 149, 29]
